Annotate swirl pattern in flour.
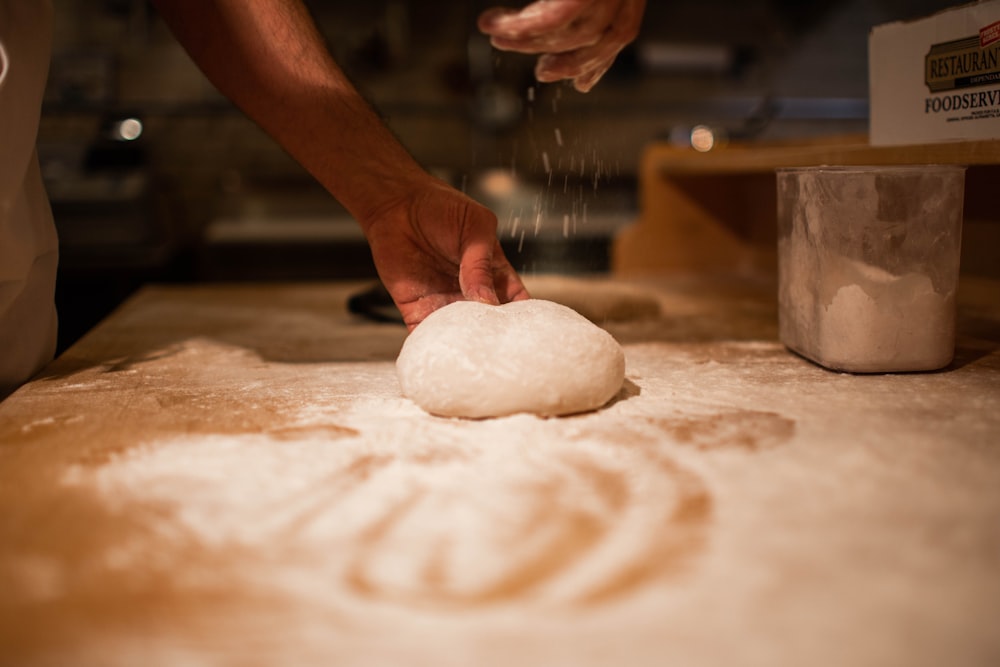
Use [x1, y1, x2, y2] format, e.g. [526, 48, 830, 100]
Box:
[63, 424, 711, 609]
[336, 445, 709, 606]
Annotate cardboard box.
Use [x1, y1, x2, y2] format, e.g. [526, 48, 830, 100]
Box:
[869, 0, 1000, 145]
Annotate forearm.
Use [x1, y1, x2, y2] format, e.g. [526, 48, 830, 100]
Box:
[151, 0, 426, 228]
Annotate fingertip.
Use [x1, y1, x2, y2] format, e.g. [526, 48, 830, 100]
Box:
[476, 7, 499, 34]
[573, 62, 613, 92]
[535, 55, 561, 82]
[508, 287, 531, 303]
[460, 254, 501, 307]
[399, 294, 451, 332]
[494, 272, 531, 304]
[472, 284, 501, 306]
[477, 7, 509, 33]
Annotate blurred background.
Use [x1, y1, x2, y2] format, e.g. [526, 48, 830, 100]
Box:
[38, 0, 958, 351]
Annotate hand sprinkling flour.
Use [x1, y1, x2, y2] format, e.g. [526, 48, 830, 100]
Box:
[478, 0, 647, 92]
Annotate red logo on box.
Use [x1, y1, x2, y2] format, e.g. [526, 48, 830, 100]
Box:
[982, 20, 1000, 47]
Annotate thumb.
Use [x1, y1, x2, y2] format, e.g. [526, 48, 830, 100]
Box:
[459, 238, 501, 305]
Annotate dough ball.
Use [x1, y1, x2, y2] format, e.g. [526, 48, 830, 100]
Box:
[396, 299, 626, 418]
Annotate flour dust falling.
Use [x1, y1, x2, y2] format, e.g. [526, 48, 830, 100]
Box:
[497, 84, 622, 253]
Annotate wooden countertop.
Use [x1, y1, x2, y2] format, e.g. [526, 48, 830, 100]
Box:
[1, 275, 999, 666]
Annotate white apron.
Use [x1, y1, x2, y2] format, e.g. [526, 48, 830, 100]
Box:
[0, 1, 57, 400]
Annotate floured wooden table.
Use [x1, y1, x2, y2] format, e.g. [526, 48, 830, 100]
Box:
[1, 275, 998, 667]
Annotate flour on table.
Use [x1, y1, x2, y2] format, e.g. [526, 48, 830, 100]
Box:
[396, 299, 626, 418]
[58, 412, 709, 609]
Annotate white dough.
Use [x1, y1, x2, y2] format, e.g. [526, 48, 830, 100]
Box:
[396, 299, 626, 418]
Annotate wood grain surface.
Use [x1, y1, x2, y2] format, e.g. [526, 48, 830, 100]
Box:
[1, 275, 998, 667]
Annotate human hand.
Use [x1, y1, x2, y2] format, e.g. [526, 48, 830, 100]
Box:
[151, 0, 527, 330]
[478, 0, 645, 92]
[360, 176, 530, 330]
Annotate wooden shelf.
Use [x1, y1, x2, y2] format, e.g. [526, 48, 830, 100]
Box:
[649, 136, 1000, 175]
[612, 135, 1000, 278]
